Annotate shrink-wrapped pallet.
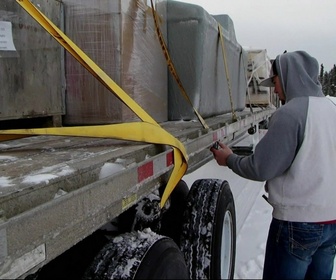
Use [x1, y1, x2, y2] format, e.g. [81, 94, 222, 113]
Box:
[0, 0, 64, 124]
[62, 0, 168, 125]
[167, 1, 247, 120]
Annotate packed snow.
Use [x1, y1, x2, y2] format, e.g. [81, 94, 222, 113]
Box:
[99, 162, 125, 179]
[0, 155, 17, 162]
[22, 174, 59, 184]
[0, 176, 14, 187]
[21, 165, 75, 185]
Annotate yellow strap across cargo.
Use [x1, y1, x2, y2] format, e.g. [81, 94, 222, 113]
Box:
[8, 0, 188, 208]
[149, 0, 209, 130]
[218, 23, 238, 122]
[0, 123, 187, 146]
[0, 124, 187, 207]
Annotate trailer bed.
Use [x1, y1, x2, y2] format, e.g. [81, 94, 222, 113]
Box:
[0, 107, 273, 278]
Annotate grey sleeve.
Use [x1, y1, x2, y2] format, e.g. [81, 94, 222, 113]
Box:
[227, 98, 308, 181]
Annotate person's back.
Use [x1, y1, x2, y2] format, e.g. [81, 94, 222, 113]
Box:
[267, 95, 336, 223]
[211, 51, 336, 279]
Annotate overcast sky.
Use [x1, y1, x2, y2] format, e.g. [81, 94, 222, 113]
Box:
[179, 0, 336, 71]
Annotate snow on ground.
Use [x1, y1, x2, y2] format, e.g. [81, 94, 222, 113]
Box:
[327, 95, 336, 103]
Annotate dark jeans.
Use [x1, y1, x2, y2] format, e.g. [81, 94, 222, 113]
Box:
[263, 218, 336, 280]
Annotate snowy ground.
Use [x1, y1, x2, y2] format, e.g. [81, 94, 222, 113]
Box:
[183, 127, 336, 279]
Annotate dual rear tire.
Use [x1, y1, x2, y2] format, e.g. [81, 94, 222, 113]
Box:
[83, 179, 236, 279]
[83, 229, 189, 279]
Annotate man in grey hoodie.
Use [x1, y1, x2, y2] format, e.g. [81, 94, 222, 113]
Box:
[211, 50, 336, 279]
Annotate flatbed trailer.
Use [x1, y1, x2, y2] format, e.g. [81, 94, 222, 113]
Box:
[0, 0, 275, 278]
[0, 107, 273, 279]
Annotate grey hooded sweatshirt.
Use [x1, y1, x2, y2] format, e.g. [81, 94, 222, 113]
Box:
[227, 51, 336, 222]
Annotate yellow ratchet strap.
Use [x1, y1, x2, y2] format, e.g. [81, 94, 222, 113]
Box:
[8, 0, 188, 208]
[218, 23, 238, 122]
[149, 0, 209, 130]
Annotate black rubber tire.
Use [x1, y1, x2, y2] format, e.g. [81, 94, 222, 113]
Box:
[180, 179, 236, 279]
[83, 229, 189, 279]
[135, 237, 189, 279]
[160, 180, 189, 246]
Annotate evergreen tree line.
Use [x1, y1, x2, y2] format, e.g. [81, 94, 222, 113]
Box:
[319, 64, 336, 96]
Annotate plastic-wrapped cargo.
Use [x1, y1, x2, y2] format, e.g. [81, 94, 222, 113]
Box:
[245, 48, 273, 106]
[166, 1, 247, 121]
[62, 0, 168, 125]
[0, 0, 64, 124]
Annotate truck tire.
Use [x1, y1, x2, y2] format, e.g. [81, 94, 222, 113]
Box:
[180, 179, 236, 279]
[83, 228, 189, 279]
[160, 180, 189, 246]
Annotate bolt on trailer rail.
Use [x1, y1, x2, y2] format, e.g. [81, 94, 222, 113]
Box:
[0, 0, 275, 278]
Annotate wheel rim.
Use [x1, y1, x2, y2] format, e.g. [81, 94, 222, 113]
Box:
[221, 209, 233, 279]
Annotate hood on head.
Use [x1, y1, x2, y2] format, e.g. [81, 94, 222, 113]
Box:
[275, 51, 324, 102]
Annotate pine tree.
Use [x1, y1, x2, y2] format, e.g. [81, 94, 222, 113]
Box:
[323, 71, 330, 95]
[330, 65, 336, 96]
[317, 64, 336, 96]
[319, 64, 324, 84]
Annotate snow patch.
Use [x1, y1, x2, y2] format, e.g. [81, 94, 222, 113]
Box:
[56, 166, 74, 176]
[0, 176, 14, 187]
[121, 258, 139, 278]
[21, 165, 75, 185]
[137, 227, 159, 240]
[0, 155, 17, 162]
[0, 144, 10, 149]
[99, 162, 125, 179]
[113, 236, 124, 243]
[327, 95, 336, 104]
[115, 158, 127, 164]
[238, 259, 262, 279]
[134, 194, 161, 227]
[54, 189, 68, 199]
[146, 192, 160, 202]
[37, 165, 74, 176]
[22, 174, 58, 184]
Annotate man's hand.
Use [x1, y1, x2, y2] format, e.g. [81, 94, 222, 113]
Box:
[210, 142, 233, 166]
